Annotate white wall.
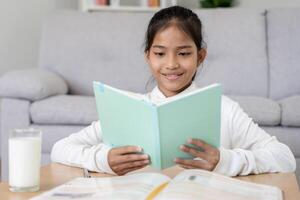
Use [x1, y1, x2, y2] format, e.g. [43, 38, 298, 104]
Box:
[0, 0, 77, 76]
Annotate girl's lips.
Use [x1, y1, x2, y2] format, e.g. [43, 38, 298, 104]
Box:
[162, 73, 183, 81]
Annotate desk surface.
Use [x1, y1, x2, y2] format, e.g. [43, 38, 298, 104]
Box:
[0, 163, 299, 200]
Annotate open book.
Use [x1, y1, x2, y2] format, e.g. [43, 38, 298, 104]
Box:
[93, 82, 222, 169]
[30, 169, 282, 200]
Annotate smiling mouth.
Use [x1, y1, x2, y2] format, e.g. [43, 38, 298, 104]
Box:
[162, 73, 184, 81]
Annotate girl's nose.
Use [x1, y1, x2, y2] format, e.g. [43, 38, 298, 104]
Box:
[166, 63, 180, 70]
[166, 55, 179, 69]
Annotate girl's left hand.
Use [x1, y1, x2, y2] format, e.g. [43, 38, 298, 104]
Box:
[174, 138, 220, 171]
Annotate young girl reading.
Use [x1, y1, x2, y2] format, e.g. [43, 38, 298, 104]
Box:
[51, 6, 296, 176]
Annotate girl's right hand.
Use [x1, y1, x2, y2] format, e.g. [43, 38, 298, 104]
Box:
[108, 146, 150, 175]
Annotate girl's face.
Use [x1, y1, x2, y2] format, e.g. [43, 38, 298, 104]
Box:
[146, 25, 206, 97]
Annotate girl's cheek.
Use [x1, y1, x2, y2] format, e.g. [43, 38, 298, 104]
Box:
[150, 55, 161, 62]
[182, 60, 198, 70]
[150, 60, 163, 70]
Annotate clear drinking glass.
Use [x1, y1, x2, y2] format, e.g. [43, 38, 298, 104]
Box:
[8, 128, 42, 192]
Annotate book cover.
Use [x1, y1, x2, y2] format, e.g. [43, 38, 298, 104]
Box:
[95, 0, 109, 6]
[93, 82, 222, 169]
[148, 0, 160, 7]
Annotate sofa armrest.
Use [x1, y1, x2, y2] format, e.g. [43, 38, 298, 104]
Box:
[0, 69, 68, 101]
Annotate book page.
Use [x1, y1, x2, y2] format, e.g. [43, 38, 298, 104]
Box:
[31, 173, 170, 200]
[154, 169, 282, 200]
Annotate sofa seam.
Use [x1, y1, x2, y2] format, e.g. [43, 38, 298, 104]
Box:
[264, 9, 271, 99]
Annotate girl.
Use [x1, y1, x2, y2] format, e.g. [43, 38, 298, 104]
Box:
[51, 6, 296, 176]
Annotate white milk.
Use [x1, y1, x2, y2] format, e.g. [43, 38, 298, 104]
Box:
[9, 137, 41, 189]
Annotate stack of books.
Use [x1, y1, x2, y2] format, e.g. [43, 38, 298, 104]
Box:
[84, 0, 178, 8]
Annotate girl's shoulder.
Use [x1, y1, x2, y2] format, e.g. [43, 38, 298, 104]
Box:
[221, 95, 240, 113]
[221, 95, 237, 105]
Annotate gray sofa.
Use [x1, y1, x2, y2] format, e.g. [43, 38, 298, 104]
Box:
[1, 8, 299, 181]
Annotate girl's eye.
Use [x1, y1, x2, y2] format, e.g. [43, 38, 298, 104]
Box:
[179, 52, 192, 56]
[154, 52, 165, 57]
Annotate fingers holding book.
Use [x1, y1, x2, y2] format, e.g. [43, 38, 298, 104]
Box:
[108, 146, 150, 176]
[175, 138, 220, 171]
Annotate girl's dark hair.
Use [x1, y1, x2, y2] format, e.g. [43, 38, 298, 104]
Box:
[144, 6, 204, 52]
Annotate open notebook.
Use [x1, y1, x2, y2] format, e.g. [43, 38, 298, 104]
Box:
[30, 169, 282, 200]
[93, 82, 222, 169]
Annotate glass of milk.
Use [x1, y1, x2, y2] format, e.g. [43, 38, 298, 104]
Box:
[9, 128, 42, 192]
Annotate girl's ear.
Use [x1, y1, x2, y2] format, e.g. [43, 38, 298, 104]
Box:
[197, 48, 207, 66]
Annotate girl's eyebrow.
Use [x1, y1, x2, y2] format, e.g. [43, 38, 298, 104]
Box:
[152, 45, 193, 49]
[152, 45, 165, 49]
[177, 45, 193, 49]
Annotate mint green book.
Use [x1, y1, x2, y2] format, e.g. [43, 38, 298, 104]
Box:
[93, 82, 222, 169]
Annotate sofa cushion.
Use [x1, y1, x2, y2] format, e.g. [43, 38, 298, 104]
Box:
[279, 96, 300, 127]
[0, 69, 68, 101]
[30, 95, 97, 125]
[229, 96, 281, 126]
[267, 8, 300, 100]
[195, 9, 268, 96]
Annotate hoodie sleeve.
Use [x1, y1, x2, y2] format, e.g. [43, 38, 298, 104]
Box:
[213, 97, 296, 176]
[51, 121, 116, 174]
